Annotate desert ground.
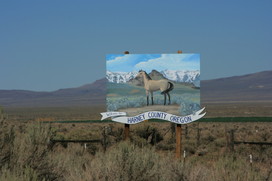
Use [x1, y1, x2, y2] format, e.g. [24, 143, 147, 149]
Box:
[4, 102, 272, 121]
[1, 103, 271, 180]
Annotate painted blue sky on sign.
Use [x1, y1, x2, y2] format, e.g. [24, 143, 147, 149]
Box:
[107, 54, 200, 72]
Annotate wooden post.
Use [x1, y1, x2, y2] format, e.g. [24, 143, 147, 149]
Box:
[124, 51, 130, 141]
[185, 124, 188, 139]
[230, 129, 235, 152]
[176, 50, 182, 159]
[102, 126, 107, 152]
[176, 124, 182, 159]
[124, 123, 130, 141]
[197, 123, 201, 146]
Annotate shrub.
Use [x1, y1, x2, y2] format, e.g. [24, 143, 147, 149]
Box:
[0, 122, 60, 181]
[134, 125, 163, 145]
[208, 155, 263, 181]
[0, 166, 39, 181]
[0, 106, 6, 122]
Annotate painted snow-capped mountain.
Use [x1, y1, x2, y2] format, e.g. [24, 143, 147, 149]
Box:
[107, 70, 200, 87]
[106, 71, 138, 83]
[161, 70, 200, 87]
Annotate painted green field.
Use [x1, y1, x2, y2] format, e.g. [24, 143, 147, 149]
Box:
[107, 82, 200, 115]
[107, 82, 198, 97]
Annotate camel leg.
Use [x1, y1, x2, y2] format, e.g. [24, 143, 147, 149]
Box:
[151, 92, 154, 105]
[164, 93, 166, 105]
[146, 90, 149, 106]
[167, 92, 171, 105]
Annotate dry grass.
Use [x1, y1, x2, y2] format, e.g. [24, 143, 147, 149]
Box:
[4, 105, 106, 121]
[0, 119, 271, 180]
[1, 106, 272, 181]
[203, 102, 272, 117]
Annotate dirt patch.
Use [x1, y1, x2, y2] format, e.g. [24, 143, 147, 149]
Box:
[107, 93, 118, 97]
[129, 89, 140, 94]
[119, 104, 181, 117]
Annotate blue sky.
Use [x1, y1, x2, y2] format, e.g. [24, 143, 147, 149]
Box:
[0, 0, 272, 91]
[107, 54, 200, 72]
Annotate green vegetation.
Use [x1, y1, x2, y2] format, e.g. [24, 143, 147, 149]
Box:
[40, 117, 272, 124]
[1, 109, 272, 181]
[4, 103, 272, 123]
[199, 117, 272, 122]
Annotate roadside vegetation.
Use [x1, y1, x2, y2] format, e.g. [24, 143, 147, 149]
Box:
[0, 107, 271, 181]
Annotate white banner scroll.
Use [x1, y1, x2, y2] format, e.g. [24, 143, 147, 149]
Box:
[101, 107, 206, 125]
[100, 112, 127, 120]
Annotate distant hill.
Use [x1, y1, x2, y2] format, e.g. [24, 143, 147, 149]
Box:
[0, 71, 271, 107]
[202, 70, 272, 103]
[0, 79, 106, 107]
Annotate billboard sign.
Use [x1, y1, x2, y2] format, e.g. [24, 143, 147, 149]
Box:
[101, 54, 205, 124]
